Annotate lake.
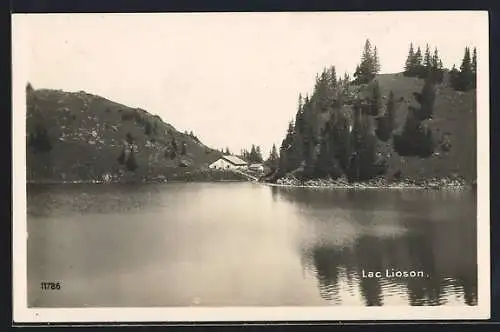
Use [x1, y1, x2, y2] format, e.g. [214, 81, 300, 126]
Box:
[27, 182, 477, 307]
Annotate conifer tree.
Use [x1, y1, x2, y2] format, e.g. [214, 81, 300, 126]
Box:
[368, 80, 382, 116]
[313, 69, 331, 113]
[404, 43, 444, 81]
[125, 151, 138, 171]
[423, 44, 432, 77]
[172, 148, 178, 159]
[460, 47, 472, 73]
[373, 46, 381, 74]
[353, 39, 378, 84]
[302, 139, 316, 178]
[294, 98, 306, 136]
[171, 138, 178, 152]
[314, 121, 342, 179]
[267, 144, 279, 170]
[292, 128, 305, 166]
[452, 46, 474, 91]
[302, 94, 319, 145]
[449, 64, 460, 88]
[362, 39, 373, 69]
[328, 66, 337, 89]
[26, 82, 34, 99]
[327, 66, 338, 106]
[250, 144, 257, 161]
[297, 93, 303, 113]
[394, 108, 435, 158]
[255, 146, 263, 163]
[126, 132, 134, 145]
[431, 47, 439, 70]
[354, 64, 361, 81]
[460, 47, 472, 90]
[419, 124, 435, 158]
[394, 111, 423, 157]
[375, 91, 396, 142]
[330, 114, 352, 174]
[346, 106, 379, 182]
[314, 138, 332, 178]
[430, 47, 444, 83]
[303, 97, 318, 157]
[278, 121, 298, 173]
[343, 72, 350, 85]
[471, 47, 477, 89]
[414, 46, 423, 77]
[165, 148, 172, 159]
[393, 79, 435, 157]
[416, 78, 436, 120]
[472, 47, 477, 74]
[404, 43, 415, 76]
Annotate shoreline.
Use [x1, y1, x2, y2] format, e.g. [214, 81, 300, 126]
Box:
[26, 169, 250, 185]
[262, 175, 474, 190]
[26, 179, 474, 190]
[263, 182, 472, 190]
[26, 179, 249, 185]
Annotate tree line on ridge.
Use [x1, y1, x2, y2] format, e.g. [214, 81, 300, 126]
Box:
[274, 39, 477, 182]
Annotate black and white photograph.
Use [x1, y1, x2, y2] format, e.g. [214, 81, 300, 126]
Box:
[12, 11, 490, 322]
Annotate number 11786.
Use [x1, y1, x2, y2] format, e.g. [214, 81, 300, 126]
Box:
[40, 282, 61, 290]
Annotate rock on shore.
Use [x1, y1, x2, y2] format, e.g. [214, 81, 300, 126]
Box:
[273, 175, 470, 189]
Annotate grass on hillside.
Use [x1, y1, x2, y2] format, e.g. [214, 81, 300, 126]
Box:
[375, 73, 476, 182]
[26, 89, 224, 182]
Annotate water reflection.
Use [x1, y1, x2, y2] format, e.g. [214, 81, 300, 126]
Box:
[27, 183, 477, 307]
[27, 183, 169, 217]
[275, 187, 477, 306]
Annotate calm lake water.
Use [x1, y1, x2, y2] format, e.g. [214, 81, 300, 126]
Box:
[27, 182, 477, 307]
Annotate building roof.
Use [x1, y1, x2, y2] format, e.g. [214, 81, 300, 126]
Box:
[221, 155, 247, 165]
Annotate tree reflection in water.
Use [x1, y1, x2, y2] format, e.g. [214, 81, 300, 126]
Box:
[274, 186, 477, 306]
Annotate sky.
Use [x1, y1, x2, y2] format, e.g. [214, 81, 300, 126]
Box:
[13, 11, 487, 157]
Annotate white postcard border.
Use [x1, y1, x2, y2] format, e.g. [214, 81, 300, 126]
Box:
[12, 11, 490, 323]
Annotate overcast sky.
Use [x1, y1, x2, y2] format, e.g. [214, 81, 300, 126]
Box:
[14, 11, 487, 157]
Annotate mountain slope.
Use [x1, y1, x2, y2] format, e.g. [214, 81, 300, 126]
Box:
[26, 88, 224, 182]
[274, 72, 476, 183]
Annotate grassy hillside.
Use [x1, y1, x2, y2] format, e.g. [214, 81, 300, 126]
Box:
[375, 73, 476, 182]
[26, 88, 226, 182]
